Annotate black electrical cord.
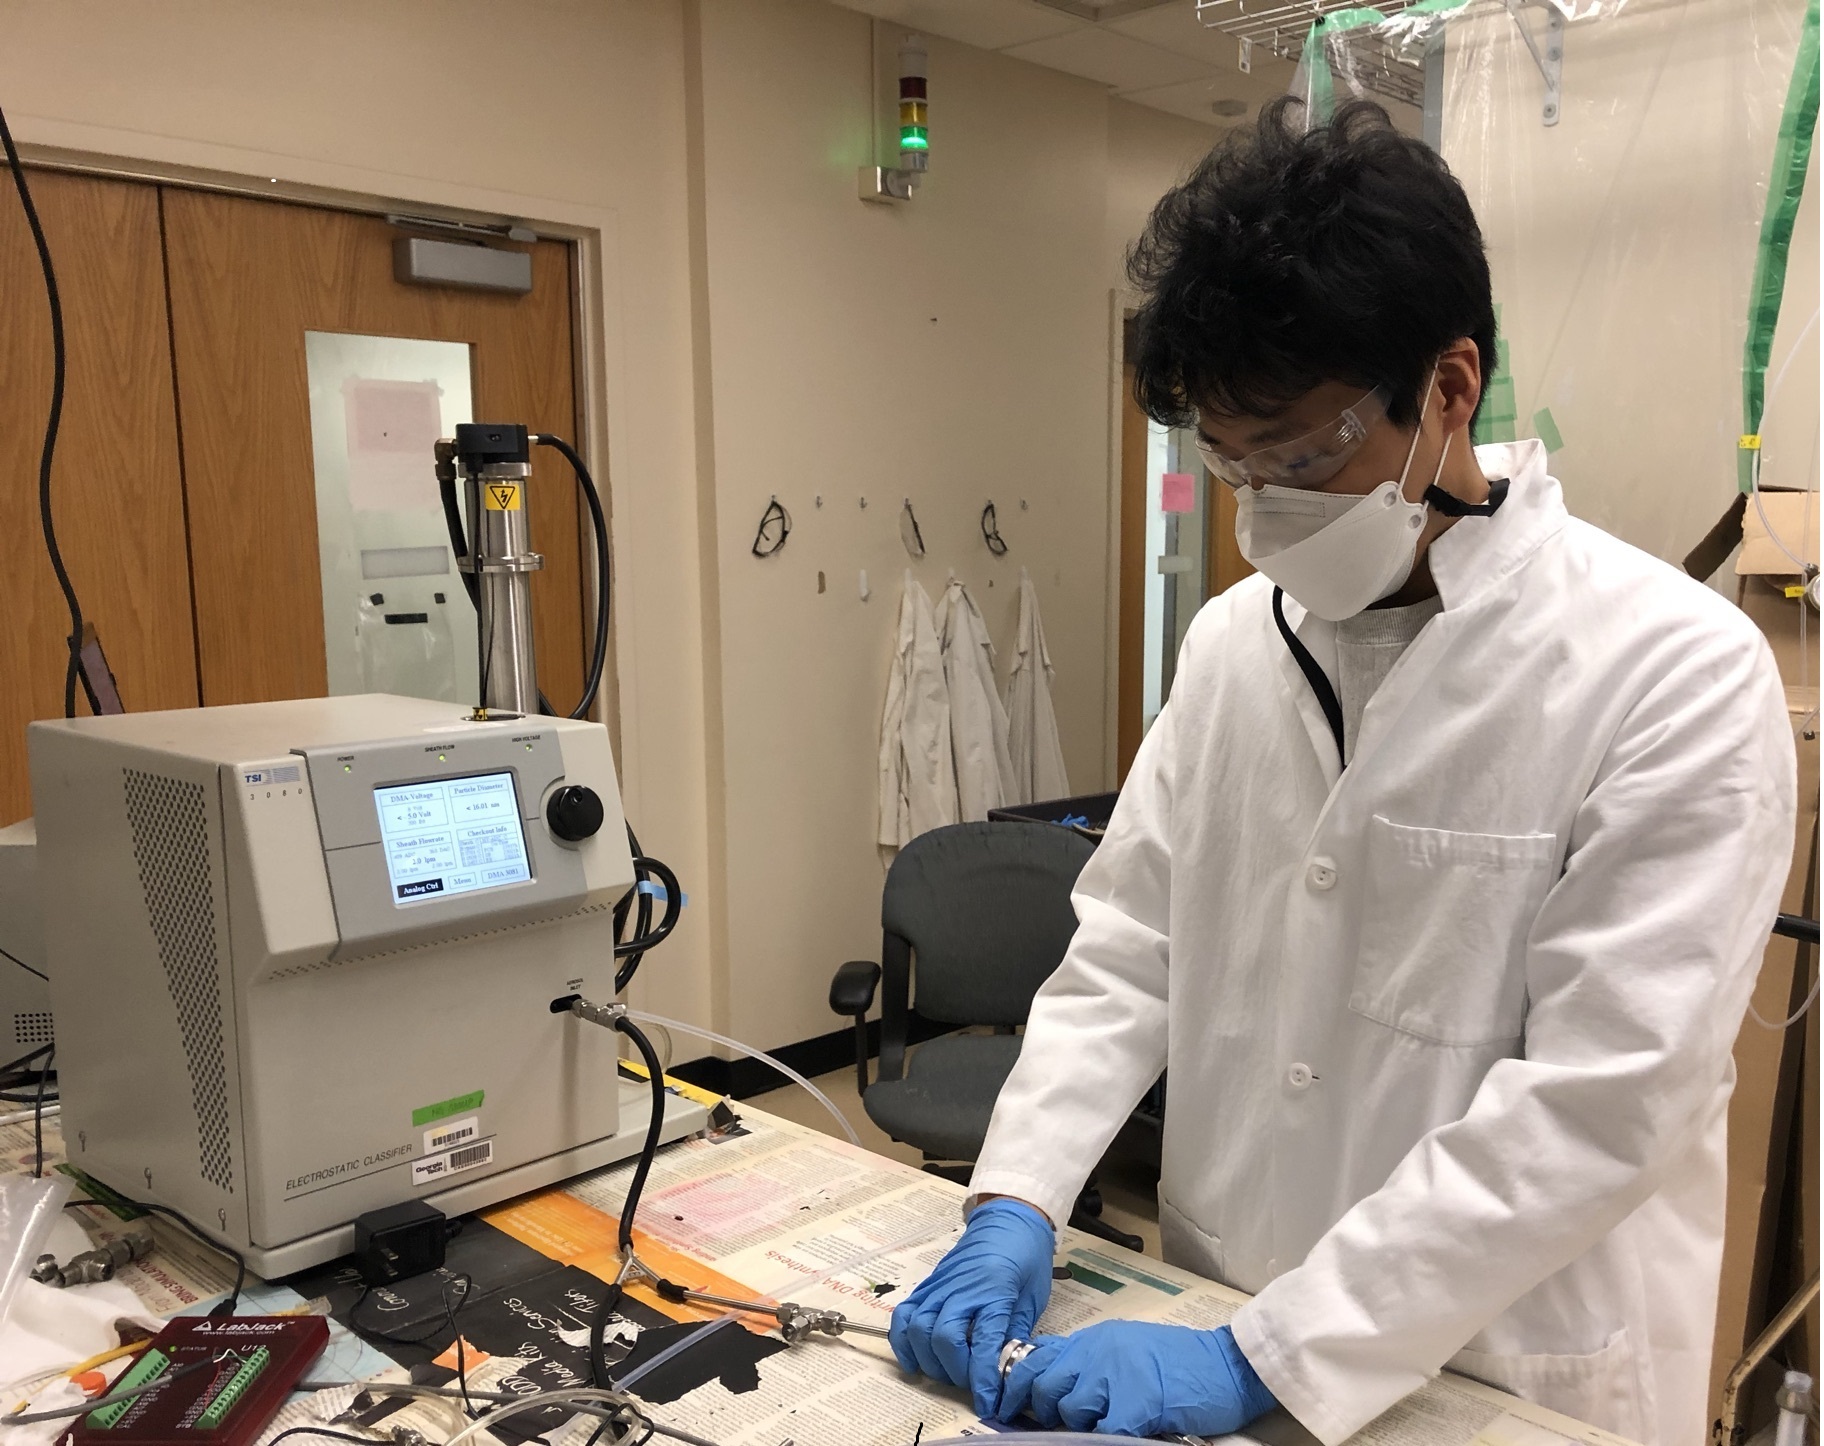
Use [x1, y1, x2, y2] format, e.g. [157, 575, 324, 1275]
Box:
[534, 433, 610, 721]
[348, 1271, 476, 1415]
[0, 944, 46, 981]
[589, 1016, 667, 1390]
[615, 855, 682, 967]
[0, 96, 84, 719]
[612, 824, 655, 993]
[265, 1430, 390, 1446]
[32, 1045, 52, 1177]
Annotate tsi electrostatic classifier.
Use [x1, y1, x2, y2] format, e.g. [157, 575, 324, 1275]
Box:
[27, 425, 703, 1276]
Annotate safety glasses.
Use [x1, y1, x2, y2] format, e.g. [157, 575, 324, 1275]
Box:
[1196, 386, 1390, 490]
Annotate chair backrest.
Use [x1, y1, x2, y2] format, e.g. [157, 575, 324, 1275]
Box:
[882, 820, 1095, 1026]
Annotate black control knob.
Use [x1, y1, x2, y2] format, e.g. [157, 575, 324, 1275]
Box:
[547, 785, 604, 842]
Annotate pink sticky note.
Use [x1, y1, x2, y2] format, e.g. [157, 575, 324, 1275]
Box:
[1161, 472, 1195, 513]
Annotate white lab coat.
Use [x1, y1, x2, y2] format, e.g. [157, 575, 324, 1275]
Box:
[1004, 567, 1070, 806]
[935, 577, 1016, 821]
[971, 443, 1796, 1446]
[878, 572, 958, 847]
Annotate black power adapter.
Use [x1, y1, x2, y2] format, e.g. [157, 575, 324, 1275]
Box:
[353, 1200, 452, 1286]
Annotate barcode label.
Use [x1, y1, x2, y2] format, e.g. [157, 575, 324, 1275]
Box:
[411, 1137, 493, 1187]
[448, 1141, 492, 1171]
[424, 1115, 479, 1153]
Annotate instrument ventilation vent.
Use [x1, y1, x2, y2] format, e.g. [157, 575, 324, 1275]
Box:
[123, 769, 235, 1195]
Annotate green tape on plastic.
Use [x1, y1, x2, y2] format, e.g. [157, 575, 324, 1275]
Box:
[413, 1089, 484, 1127]
[1533, 408, 1565, 453]
[1741, 0, 1819, 491]
[1301, 9, 1387, 123]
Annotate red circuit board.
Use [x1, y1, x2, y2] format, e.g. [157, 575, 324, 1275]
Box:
[68, 1317, 329, 1446]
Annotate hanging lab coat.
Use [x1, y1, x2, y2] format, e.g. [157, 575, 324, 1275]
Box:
[935, 577, 1016, 821]
[1004, 567, 1070, 806]
[971, 442, 1796, 1446]
[878, 572, 958, 847]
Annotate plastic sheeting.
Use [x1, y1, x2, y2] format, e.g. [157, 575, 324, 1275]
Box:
[1284, 0, 1818, 568]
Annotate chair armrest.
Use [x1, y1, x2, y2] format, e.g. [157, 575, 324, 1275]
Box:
[829, 960, 882, 1016]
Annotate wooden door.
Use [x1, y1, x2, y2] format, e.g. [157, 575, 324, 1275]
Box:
[160, 191, 586, 711]
[0, 172, 198, 824]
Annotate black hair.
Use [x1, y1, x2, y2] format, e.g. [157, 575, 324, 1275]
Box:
[1128, 97, 1497, 431]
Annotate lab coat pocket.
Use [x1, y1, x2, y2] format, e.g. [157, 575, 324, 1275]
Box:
[1351, 815, 1558, 1047]
[1448, 1328, 1646, 1444]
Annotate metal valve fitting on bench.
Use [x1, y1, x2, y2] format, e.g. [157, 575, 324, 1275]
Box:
[435, 423, 544, 717]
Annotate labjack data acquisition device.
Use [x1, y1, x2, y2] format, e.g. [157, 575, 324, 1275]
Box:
[29, 694, 706, 1276]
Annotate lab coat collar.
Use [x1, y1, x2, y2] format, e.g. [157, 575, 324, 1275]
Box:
[1426, 439, 1566, 610]
[1276, 438, 1566, 636]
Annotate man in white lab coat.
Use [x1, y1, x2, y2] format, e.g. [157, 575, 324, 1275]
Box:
[889, 99, 1797, 1446]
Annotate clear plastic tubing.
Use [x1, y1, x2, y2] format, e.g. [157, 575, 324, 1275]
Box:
[621, 1007, 862, 1148]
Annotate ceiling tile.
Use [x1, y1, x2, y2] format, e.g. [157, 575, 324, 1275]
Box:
[1118, 55, 1294, 120]
[1103, 3, 1255, 68]
[828, 0, 1089, 53]
[1002, 26, 1218, 90]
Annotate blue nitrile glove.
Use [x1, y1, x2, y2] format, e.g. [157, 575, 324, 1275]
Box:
[889, 1197, 1055, 1417]
[998, 1320, 1277, 1437]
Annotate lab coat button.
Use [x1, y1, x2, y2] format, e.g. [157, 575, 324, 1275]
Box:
[1288, 1063, 1313, 1089]
[1307, 859, 1337, 891]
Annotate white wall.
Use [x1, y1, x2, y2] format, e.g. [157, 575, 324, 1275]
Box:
[0, 0, 1216, 1053]
[693, 1, 1215, 1049]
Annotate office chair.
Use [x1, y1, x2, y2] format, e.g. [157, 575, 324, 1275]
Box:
[828, 820, 1143, 1250]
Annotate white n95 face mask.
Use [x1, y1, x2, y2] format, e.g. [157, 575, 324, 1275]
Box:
[1233, 383, 1448, 622]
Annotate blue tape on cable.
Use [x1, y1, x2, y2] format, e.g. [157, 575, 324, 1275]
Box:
[637, 880, 667, 900]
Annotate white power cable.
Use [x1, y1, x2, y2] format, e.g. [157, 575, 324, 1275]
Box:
[620, 1008, 861, 1147]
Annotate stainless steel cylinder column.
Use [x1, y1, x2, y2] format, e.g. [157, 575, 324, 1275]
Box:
[452, 423, 544, 717]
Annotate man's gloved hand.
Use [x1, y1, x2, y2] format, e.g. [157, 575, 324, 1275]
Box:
[998, 1320, 1277, 1437]
[888, 1197, 1055, 1417]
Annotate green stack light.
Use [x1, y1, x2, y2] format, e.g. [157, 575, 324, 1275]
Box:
[899, 38, 928, 172]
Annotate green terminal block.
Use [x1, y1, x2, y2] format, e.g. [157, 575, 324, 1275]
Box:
[195, 1348, 270, 1430]
[88, 1350, 171, 1429]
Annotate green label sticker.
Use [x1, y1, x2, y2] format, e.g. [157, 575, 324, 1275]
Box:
[413, 1090, 484, 1127]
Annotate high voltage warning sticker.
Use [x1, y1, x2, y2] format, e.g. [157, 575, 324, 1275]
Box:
[484, 483, 523, 511]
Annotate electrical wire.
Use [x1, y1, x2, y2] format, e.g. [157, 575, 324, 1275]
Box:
[265, 1430, 390, 1446]
[0, 1354, 219, 1425]
[534, 433, 611, 720]
[615, 855, 682, 965]
[590, 1017, 667, 1390]
[295, 1382, 517, 1405]
[346, 1265, 475, 1417]
[0, 944, 46, 981]
[0, 93, 84, 719]
[613, 825, 657, 994]
[32, 1045, 52, 1177]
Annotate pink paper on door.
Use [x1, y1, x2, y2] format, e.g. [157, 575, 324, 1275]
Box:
[1161, 472, 1195, 513]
